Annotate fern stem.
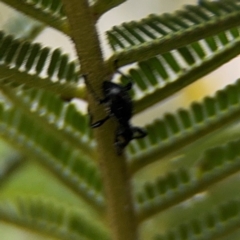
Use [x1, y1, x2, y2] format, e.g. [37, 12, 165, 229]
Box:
[61, 1, 139, 240]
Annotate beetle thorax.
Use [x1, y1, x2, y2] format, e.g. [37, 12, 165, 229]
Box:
[108, 87, 121, 96]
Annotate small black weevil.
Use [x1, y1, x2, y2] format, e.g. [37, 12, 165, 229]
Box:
[84, 68, 147, 155]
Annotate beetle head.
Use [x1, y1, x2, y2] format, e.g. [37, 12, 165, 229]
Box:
[102, 81, 121, 96]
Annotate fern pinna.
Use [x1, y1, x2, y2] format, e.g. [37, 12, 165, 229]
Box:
[1, 0, 240, 240]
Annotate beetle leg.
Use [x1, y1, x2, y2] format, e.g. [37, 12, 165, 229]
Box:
[114, 128, 130, 155]
[99, 97, 109, 104]
[90, 115, 110, 128]
[123, 81, 132, 91]
[132, 127, 147, 139]
[114, 130, 123, 155]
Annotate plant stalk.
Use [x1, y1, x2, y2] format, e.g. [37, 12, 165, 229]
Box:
[61, 1, 139, 239]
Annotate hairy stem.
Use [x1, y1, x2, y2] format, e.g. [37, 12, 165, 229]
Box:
[61, 1, 139, 239]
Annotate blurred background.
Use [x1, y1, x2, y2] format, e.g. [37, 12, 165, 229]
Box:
[1, 0, 240, 239]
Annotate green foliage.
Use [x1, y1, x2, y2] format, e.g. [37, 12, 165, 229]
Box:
[107, 0, 240, 66]
[154, 199, 240, 240]
[0, 197, 109, 240]
[119, 27, 240, 113]
[0, 30, 82, 99]
[129, 79, 240, 173]
[1, 0, 240, 240]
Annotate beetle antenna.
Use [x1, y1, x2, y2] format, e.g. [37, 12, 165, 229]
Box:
[116, 69, 132, 81]
[114, 60, 133, 89]
[114, 60, 129, 78]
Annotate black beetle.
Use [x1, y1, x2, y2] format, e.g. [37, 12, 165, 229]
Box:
[85, 69, 147, 155]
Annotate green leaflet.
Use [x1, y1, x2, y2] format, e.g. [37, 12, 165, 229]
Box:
[154, 199, 240, 240]
[0, 197, 110, 240]
[128, 78, 240, 173]
[15, 87, 95, 158]
[136, 136, 240, 222]
[118, 27, 240, 113]
[0, 31, 82, 99]
[107, 0, 240, 66]
[0, 153, 26, 187]
[2, 1, 240, 239]
[197, 137, 240, 174]
[0, 99, 104, 210]
[136, 168, 192, 222]
[0, 0, 68, 34]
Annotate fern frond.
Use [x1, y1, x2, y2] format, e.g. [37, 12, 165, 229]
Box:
[197, 137, 240, 174]
[107, 0, 240, 66]
[136, 136, 240, 222]
[154, 198, 240, 240]
[129, 78, 240, 173]
[0, 153, 26, 187]
[3, 86, 95, 158]
[136, 167, 192, 222]
[0, 197, 110, 240]
[0, 100, 104, 211]
[118, 27, 240, 113]
[0, 31, 83, 99]
[1, 0, 68, 34]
